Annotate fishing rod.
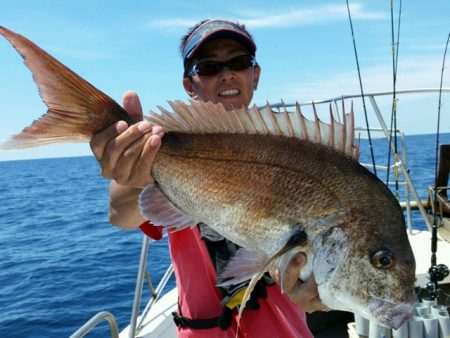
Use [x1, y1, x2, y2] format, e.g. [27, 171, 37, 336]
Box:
[386, 0, 402, 198]
[345, 0, 377, 176]
[427, 32, 450, 301]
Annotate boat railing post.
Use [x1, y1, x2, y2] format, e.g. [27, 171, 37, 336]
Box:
[128, 234, 151, 338]
[368, 95, 433, 232]
[136, 263, 174, 329]
[69, 311, 119, 338]
[400, 131, 413, 233]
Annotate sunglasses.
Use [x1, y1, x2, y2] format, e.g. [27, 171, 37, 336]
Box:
[188, 54, 257, 77]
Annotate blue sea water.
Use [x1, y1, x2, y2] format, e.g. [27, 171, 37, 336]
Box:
[1, 133, 450, 337]
[0, 156, 173, 338]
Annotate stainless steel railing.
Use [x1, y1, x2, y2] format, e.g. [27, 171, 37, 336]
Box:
[69, 311, 120, 338]
[127, 235, 174, 338]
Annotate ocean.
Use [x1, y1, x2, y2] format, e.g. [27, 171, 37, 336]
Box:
[1, 132, 450, 337]
[0, 156, 173, 337]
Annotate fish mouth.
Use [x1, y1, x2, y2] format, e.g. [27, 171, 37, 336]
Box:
[369, 299, 414, 330]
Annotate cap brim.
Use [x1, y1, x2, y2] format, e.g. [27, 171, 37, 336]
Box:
[186, 30, 256, 60]
[182, 20, 256, 62]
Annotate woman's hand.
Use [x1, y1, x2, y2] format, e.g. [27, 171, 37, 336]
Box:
[271, 253, 328, 313]
[89, 90, 164, 188]
[89, 90, 164, 229]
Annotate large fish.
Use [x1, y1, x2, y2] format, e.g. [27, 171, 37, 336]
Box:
[0, 26, 416, 329]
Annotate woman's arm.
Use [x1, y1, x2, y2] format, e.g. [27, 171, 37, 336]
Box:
[89, 90, 163, 229]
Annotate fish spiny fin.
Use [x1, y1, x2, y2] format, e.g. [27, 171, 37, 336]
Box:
[340, 100, 347, 154]
[146, 100, 358, 159]
[217, 249, 293, 336]
[281, 100, 295, 137]
[234, 251, 297, 329]
[218, 246, 302, 293]
[219, 228, 310, 334]
[312, 102, 321, 144]
[347, 102, 358, 157]
[328, 104, 335, 148]
[267, 101, 283, 135]
[218, 248, 271, 286]
[139, 184, 194, 230]
[0, 26, 133, 150]
[294, 102, 308, 139]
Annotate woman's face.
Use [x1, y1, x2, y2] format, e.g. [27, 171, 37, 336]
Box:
[183, 38, 260, 111]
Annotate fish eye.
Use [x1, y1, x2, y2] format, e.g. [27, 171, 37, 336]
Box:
[371, 250, 395, 269]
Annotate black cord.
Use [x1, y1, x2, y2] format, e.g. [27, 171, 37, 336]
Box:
[345, 0, 377, 176]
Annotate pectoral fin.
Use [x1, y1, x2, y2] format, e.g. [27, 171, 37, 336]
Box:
[218, 228, 309, 327]
[139, 184, 194, 230]
[218, 248, 271, 286]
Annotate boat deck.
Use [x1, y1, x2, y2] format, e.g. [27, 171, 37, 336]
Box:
[439, 218, 450, 242]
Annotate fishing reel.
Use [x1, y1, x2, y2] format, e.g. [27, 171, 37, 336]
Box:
[426, 264, 449, 300]
[429, 264, 450, 282]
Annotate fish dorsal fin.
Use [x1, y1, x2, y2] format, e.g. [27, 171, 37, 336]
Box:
[145, 100, 359, 159]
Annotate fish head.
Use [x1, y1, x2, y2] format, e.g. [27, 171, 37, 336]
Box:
[312, 221, 416, 330]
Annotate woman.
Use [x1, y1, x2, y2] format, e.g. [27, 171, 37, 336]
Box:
[90, 19, 325, 337]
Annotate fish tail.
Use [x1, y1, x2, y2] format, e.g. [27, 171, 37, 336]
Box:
[0, 26, 134, 150]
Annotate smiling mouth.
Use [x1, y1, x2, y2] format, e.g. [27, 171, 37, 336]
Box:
[219, 89, 240, 97]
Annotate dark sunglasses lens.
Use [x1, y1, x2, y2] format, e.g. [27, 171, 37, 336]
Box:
[228, 55, 253, 70]
[196, 62, 222, 76]
[195, 55, 254, 76]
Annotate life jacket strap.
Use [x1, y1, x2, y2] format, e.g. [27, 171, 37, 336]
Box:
[171, 224, 275, 331]
[172, 307, 233, 330]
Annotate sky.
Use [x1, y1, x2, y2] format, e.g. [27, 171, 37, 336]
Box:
[0, 0, 449, 161]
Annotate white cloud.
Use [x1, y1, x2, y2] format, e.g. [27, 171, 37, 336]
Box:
[240, 4, 387, 28]
[262, 55, 445, 102]
[145, 3, 387, 32]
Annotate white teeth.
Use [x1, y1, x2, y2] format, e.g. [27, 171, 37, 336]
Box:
[219, 89, 239, 96]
